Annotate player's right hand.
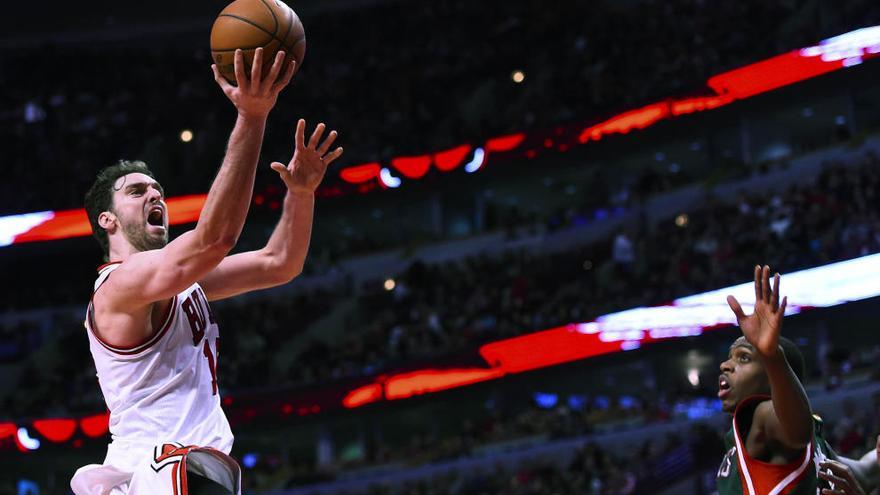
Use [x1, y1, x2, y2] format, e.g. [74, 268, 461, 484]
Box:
[726, 265, 788, 359]
[211, 47, 296, 120]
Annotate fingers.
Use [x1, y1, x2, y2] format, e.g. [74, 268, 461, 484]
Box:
[250, 47, 264, 88]
[819, 461, 862, 495]
[233, 49, 248, 91]
[771, 272, 780, 309]
[754, 265, 762, 303]
[762, 265, 771, 303]
[317, 130, 338, 155]
[727, 295, 746, 321]
[295, 119, 306, 151]
[322, 146, 344, 166]
[308, 123, 326, 149]
[211, 64, 233, 94]
[270, 161, 293, 189]
[272, 59, 297, 93]
[261, 50, 286, 93]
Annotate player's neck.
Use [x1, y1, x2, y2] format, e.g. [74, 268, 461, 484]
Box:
[108, 239, 142, 262]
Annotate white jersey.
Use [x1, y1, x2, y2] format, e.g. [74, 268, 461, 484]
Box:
[84, 262, 234, 472]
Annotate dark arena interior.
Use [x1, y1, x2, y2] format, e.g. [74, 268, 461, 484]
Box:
[2, 0, 880, 494]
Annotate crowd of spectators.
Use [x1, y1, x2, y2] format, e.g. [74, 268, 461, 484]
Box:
[287, 152, 880, 388]
[2, 150, 879, 419]
[241, 386, 880, 494]
[3, 0, 879, 215]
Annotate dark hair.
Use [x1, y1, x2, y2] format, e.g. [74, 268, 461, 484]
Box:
[779, 336, 806, 382]
[84, 160, 156, 260]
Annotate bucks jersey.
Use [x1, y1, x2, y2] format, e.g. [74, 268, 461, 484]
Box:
[716, 395, 835, 495]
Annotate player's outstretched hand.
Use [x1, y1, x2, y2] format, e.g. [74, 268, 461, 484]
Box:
[727, 265, 788, 358]
[819, 460, 867, 495]
[270, 119, 343, 194]
[211, 47, 296, 120]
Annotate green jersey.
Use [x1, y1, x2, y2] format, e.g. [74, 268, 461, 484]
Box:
[716, 395, 836, 495]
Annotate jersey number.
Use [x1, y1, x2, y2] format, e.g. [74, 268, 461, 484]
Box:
[203, 338, 218, 395]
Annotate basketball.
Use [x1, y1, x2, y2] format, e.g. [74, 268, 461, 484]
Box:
[210, 0, 306, 85]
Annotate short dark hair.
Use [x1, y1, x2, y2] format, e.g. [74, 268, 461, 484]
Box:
[779, 336, 806, 382]
[84, 160, 156, 260]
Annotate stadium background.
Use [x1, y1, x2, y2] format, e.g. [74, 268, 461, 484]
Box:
[1, 0, 880, 493]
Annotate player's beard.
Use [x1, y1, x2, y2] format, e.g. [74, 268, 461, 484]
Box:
[121, 218, 168, 252]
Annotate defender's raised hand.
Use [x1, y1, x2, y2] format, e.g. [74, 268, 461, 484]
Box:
[270, 119, 344, 194]
[727, 265, 788, 358]
[211, 47, 296, 119]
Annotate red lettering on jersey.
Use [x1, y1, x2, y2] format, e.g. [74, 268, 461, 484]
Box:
[181, 296, 205, 345]
[194, 287, 216, 325]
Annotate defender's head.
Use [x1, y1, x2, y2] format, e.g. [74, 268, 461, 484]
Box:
[85, 160, 168, 261]
[718, 336, 805, 413]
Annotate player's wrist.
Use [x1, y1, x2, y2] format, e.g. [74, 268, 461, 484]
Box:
[236, 107, 270, 123]
[286, 186, 316, 198]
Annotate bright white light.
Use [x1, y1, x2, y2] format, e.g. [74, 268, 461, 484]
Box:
[799, 25, 880, 63]
[687, 368, 700, 387]
[0, 211, 54, 246]
[17, 427, 40, 450]
[379, 168, 401, 188]
[180, 129, 194, 143]
[573, 252, 880, 345]
[675, 213, 689, 227]
[621, 340, 641, 351]
[384, 278, 396, 291]
[512, 70, 525, 83]
[600, 330, 644, 342]
[464, 147, 486, 173]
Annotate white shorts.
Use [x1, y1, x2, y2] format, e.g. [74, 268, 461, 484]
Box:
[71, 442, 241, 495]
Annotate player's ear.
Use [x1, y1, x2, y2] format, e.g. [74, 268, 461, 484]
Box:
[98, 211, 117, 233]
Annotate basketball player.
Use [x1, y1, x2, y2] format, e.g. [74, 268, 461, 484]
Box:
[716, 266, 879, 495]
[70, 47, 343, 494]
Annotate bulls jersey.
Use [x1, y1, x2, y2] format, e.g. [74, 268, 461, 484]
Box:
[716, 395, 835, 495]
[84, 262, 234, 472]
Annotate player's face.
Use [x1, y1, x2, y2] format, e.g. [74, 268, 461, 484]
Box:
[718, 337, 770, 413]
[109, 173, 168, 252]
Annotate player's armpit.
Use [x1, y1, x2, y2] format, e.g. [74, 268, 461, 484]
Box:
[198, 249, 296, 302]
[753, 400, 811, 452]
[102, 230, 233, 309]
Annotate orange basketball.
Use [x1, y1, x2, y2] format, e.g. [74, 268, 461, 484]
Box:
[210, 0, 306, 85]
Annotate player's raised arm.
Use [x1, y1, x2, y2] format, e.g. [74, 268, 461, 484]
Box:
[198, 119, 343, 301]
[726, 265, 812, 449]
[105, 48, 297, 308]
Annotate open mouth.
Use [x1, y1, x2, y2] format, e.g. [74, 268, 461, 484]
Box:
[147, 207, 165, 227]
[718, 375, 731, 399]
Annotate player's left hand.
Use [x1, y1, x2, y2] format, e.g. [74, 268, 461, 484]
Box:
[819, 460, 867, 495]
[271, 119, 343, 194]
[727, 265, 788, 358]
